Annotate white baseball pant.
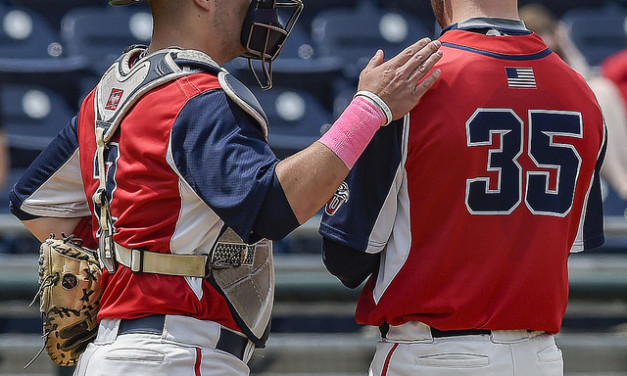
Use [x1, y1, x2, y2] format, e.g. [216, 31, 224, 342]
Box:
[369, 321, 563, 376]
[73, 315, 255, 376]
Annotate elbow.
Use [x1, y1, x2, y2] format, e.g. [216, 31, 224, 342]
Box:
[322, 237, 380, 289]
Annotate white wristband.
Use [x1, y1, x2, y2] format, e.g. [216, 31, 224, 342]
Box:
[354, 90, 393, 126]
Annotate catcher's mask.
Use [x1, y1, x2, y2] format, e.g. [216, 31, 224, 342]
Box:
[241, 0, 303, 90]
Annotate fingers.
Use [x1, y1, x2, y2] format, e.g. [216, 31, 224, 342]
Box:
[413, 68, 441, 97]
[407, 45, 443, 83]
[387, 37, 432, 67]
[364, 49, 384, 71]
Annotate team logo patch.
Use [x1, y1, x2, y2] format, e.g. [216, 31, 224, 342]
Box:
[325, 182, 350, 216]
[105, 88, 124, 110]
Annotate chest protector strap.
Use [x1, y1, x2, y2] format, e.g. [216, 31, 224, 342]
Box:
[92, 47, 272, 347]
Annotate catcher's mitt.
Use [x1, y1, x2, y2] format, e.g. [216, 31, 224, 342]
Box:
[28, 234, 103, 367]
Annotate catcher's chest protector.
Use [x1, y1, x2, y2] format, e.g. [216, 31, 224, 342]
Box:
[92, 47, 273, 346]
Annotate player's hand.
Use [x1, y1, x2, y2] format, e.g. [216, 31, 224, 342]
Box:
[357, 38, 442, 121]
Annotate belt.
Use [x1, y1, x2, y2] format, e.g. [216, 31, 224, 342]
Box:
[118, 315, 249, 360]
[379, 322, 491, 339]
[429, 327, 492, 338]
[114, 244, 209, 277]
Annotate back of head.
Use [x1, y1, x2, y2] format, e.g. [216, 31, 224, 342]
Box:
[519, 4, 558, 35]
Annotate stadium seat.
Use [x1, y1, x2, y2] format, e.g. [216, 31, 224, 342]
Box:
[61, 6, 153, 74]
[562, 4, 627, 66]
[0, 4, 90, 107]
[0, 4, 64, 59]
[311, 1, 431, 79]
[293, 0, 360, 27]
[518, 0, 620, 18]
[379, 0, 437, 34]
[0, 83, 75, 168]
[5, 0, 111, 33]
[250, 86, 333, 159]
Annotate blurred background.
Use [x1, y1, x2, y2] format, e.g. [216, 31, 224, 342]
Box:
[0, 0, 627, 375]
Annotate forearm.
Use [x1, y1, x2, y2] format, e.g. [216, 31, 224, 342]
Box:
[23, 217, 83, 242]
[275, 142, 350, 224]
[276, 96, 386, 224]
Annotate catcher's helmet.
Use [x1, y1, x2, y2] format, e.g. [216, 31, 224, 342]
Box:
[108, 0, 302, 89]
[241, 0, 303, 89]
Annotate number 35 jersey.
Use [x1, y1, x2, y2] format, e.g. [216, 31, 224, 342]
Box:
[319, 29, 606, 334]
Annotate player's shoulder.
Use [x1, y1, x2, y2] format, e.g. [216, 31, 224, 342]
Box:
[182, 71, 269, 138]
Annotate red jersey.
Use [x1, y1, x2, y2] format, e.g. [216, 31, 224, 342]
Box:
[320, 24, 605, 334]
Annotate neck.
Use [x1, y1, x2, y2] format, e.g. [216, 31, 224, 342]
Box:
[446, 0, 519, 26]
[147, 4, 236, 65]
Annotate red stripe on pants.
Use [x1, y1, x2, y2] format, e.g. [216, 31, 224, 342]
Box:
[195, 347, 202, 376]
[381, 343, 399, 376]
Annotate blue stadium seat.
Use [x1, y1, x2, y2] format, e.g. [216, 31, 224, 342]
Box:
[250, 86, 333, 159]
[0, 4, 90, 107]
[0, 4, 64, 59]
[1, 83, 75, 168]
[292, 0, 360, 27]
[562, 4, 627, 66]
[519, 0, 621, 18]
[379, 0, 437, 35]
[61, 6, 153, 74]
[0, 4, 87, 67]
[311, 1, 431, 79]
[5, 0, 111, 34]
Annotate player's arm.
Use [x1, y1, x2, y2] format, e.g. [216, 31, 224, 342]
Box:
[276, 38, 442, 224]
[10, 117, 92, 243]
[323, 238, 380, 288]
[23, 217, 83, 242]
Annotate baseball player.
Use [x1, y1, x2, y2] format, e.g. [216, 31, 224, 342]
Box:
[9, 0, 442, 375]
[319, 1, 606, 375]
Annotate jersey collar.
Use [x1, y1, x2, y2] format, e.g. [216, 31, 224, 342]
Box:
[441, 17, 531, 37]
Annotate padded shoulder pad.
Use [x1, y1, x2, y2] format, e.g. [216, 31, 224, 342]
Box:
[95, 48, 223, 143]
[218, 72, 269, 139]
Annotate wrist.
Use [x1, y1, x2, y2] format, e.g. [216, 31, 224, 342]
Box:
[318, 96, 386, 169]
[354, 90, 393, 126]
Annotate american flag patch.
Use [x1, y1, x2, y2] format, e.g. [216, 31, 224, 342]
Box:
[506, 67, 537, 89]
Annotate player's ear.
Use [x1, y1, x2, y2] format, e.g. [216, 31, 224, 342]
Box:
[193, 0, 212, 11]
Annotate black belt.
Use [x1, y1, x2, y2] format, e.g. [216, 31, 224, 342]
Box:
[379, 322, 491, 339]
[118, 315, 249, 360]
[430, 327, 492, 338]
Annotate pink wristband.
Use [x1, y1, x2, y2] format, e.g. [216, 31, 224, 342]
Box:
[318, 96, 387, 169]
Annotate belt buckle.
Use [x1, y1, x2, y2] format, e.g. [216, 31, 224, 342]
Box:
[211, 242, 256, 269]
[129, 248, 145, 273]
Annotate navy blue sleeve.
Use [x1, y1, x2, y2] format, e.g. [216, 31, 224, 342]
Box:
[322, 237, 380, 288]
[583, 136, 606, 250]
[318, 119, 405, 251]
[171, 89, 298, 242]
[10, 116, 87, 220]
[319, 119, 405, 285]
